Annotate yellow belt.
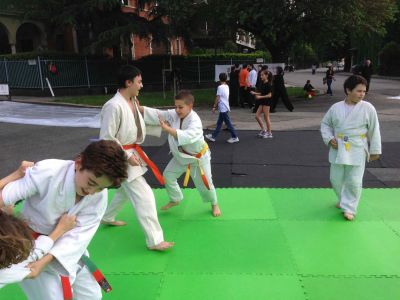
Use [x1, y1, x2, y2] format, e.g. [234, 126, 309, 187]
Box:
[336, 133, 366, 151]
[183, 143, 210, 190]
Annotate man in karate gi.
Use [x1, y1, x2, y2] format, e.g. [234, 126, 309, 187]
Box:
[140, 90, 221, 217]
[100, 64, 174, 251]
[321, 75, 381, 220]
[0, 140, 128, 299]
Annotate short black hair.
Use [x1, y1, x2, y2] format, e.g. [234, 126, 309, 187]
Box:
[117, 65, 142, 88]
[219, 72, 227, 82]
[343, 75, 367, 95]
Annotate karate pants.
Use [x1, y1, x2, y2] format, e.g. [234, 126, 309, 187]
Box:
[20, 264, 101, 300]
[102, 176, 164, 247]
[163, 156, 217, 204]
[330, 162, 365, 215]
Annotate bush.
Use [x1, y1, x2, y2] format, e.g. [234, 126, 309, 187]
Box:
[378, 42, 400, 76]
[0, 51, 108, 60]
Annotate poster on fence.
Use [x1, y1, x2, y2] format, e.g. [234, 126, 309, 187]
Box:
[0, 84, 9, 96]
[214, 63, 285, 82]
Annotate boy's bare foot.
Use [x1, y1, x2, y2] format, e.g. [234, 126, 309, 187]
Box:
[161, 201, 179, 211]
[101, 220, 127, 226]
[212, 204, 221, 217]
[335, 202, 341, 208]
[343, 212, 354, 221]
[148, 241, 175, 251]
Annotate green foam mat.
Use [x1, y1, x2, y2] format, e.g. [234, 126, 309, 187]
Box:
[2, 188, 400, 300]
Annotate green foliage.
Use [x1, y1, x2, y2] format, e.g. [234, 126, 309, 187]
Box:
[0, 51, 91, 60]
[378, 41, 400, 75]
[188, 51, 271, 61]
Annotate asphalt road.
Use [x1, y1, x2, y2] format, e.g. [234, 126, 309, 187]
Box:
[1, 69, 399, 187]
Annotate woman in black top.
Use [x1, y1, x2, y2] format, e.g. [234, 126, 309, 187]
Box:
[250, 70, 273, 138]
[326, 64, 335, 95]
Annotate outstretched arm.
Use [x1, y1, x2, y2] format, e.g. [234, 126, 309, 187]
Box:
[0, 161, 34, 208]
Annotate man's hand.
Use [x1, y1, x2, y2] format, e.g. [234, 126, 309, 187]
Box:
[369, 154, 380, 161]
[329, 138, 338, 149]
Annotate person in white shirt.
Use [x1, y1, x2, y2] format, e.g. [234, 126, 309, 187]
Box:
[321, 75, 381, 221]
[99, 65, 174, 251]
[139, 90, 221, 217]
[205, 73, 239, 143]
[0, 140, 128, 299]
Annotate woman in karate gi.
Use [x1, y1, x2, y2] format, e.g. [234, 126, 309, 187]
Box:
[321, 75, 381, 220]
[100, 65, 174, 251]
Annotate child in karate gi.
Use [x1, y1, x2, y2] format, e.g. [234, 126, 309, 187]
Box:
[100, 64, 174, 251]
[140, 90, 221, 217]
[0, 140, 128, 300]
[0, 162, 77, 289]
[321, 75, 381, 220]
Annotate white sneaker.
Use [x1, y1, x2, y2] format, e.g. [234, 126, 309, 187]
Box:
[205, 134, 216, 142]
[257, 130, 266, 137]
[227, 137, 239, 143]
[262, 132, 273, 138]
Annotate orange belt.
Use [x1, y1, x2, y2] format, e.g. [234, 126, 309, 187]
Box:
[182, 143, 210, 190]
[122, 144, 165, 185]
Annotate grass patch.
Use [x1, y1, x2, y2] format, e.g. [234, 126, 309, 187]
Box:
[54, 87, 304, 107]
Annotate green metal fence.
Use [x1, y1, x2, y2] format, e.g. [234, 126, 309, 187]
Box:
[0, 57, 259, 90]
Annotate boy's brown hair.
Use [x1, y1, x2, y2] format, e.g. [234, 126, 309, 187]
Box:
[0, 211, 34, 269]
[175, 90, 195, 105]
[78, 140, 128, 188]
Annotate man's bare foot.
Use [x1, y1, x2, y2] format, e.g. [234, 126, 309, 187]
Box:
[212, 204, 221, 217]
[161, 201, 179, 211]
[343, 212, 354, 221]
[335, 202, 341, 209]
[101, 220, 127, 226]
[148, 241, 175, 251]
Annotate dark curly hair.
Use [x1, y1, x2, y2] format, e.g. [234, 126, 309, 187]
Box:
[0, 211, 34, 269]
[78, 140, 128, 188]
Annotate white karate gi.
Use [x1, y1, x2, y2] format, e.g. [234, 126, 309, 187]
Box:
[0, 236, 53, 289]
[1, 159, 105, 300]
[321, 100, 381, 214]
[144, 107, 217, 204]
[100, 92, 164, 247]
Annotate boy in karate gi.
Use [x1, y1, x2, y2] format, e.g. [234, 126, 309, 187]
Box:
[140, 90, 221, 217]
[321, 75, 381, 220]
[0, 140, 128, 299]
[100, 64, 174, 251]
[1, 163, 76, 289]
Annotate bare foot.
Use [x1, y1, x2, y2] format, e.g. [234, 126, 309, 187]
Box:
[101, 220, 127, 226]
[335, 202, 341, 209]
[212, 204, 221, 217]
[148, 241, 175, 251]
[161, 201, 180, 211]
[343, 212, 354, 221]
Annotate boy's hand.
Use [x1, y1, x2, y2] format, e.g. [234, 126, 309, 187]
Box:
[369, 154, 380, 161]
[128, 154, 141, 166]
[212, 107, 216, 113]
[18, 161, 34, 176]
[56, 214, 77, 233]
[158, 115, 170, 131]
[329, 138, 338, 149]
[27, 254, 53, 278]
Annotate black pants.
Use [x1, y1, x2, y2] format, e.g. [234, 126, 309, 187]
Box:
[229, 85, 239, 106]
[239, 86, 250, 108]
[271, 88, 294, 112]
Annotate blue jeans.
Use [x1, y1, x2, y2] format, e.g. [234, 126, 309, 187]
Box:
[212, 112, 237, 138]
[327, 79, 333, 95]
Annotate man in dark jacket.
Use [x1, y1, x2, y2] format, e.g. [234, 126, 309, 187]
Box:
[361, 59, 373, 92]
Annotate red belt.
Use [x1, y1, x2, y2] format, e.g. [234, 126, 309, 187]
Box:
[122, 143, 165, 185]
[31, 230, 112, 298]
